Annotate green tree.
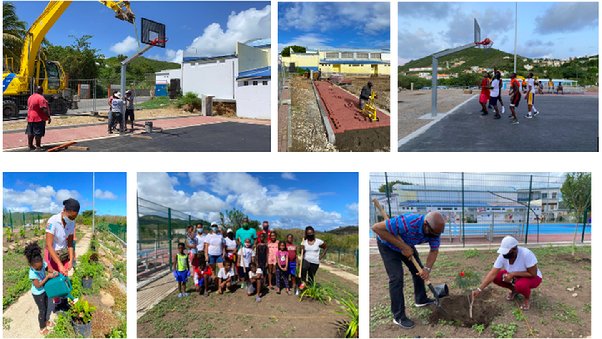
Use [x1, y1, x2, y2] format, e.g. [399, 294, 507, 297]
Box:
[225, 208, 246, 230]
[46, 35, 103, 79]
[2, 2, 27, 71]
[281, 45, 306, 57]
[378, 180, 412, 193]
[560, 172, 591, 251]
[398, 75, 430, 89]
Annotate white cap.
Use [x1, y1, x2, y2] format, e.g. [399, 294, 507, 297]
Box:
[226, 228, 233, 233]
[211, 222, 218, 227]
[497, 236, 519, 255]
[114, 91, 122, 99]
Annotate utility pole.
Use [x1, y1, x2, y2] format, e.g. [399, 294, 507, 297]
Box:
[514, 2, 518, 74]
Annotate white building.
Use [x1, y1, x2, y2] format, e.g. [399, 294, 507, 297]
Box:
[181, 54, 238, 100]
[155, 69, 181, 85]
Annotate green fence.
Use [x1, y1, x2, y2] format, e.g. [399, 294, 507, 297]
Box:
[2, 210, 46, 229]
[370, 172, 591, 246]
[108, 223, 126, 243]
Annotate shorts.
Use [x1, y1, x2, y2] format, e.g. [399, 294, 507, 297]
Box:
[288, 261, 297, 276]
[489, 96, 498, 106]
[174, 270, 189, 283]
[247, 282, 257, 295]
[208, 255, 223, 264]
[479, 93, 489, 104]
[194, 274, 210, 286]
[510, 94, 521, 108]
[25, 121, 46, 137]
[238, 266, 249, 278]
[527, 92, 535, 106]
[125, 109, 135, 122]
[268, 253, 277, 265]
[225, 252, 236, 262]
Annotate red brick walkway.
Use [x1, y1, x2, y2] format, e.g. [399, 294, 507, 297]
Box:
[314, 80, 390, 134]
[3, 115, 270, 150]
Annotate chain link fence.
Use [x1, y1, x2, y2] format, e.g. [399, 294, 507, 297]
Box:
[2, 210, 47, 229]
[370, 172, 591, 247]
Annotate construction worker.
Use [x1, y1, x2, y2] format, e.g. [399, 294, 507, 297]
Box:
[26, 86, 51, 151]
[125, 90, 135, 132]
[359, 82, 374, 109]
[108, 91, 124, 134]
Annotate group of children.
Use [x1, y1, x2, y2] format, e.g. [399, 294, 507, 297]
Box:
[173, 229, 307, 303]
[479, 70, 541, 125]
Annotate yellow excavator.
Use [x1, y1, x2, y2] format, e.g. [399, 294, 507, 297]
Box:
[2, 1, 135, 118]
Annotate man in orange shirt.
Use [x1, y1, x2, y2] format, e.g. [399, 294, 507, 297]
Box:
[26, 86, 51, 151]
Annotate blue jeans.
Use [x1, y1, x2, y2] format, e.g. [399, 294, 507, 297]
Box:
[377, 240, 429, 321]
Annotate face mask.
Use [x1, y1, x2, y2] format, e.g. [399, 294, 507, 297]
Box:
[63, 215, 73, 224]
[243, 223, 249, 229]
[263, 225, 269, 231]
[245, 243, 251, 248]
[307, 234, 315, 240]
[212, 227, 218, 232]
[503, 250, 515, 260]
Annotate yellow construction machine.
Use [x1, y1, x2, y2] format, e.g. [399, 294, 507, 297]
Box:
[2, 1, 134, 117]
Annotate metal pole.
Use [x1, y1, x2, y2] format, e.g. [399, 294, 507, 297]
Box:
[431, 56, 438, 117]
[92, 172, 95, 234]
[513, 2, 518, 74]
[581, 207, 588, 243]
[93, 79, 97, 113]
[120, 64, 126, 134]
[168, 208, 173, 269]
[384, 172, 392, 218]
[524, 175, 533, 244]
[461, 172, 465, 247]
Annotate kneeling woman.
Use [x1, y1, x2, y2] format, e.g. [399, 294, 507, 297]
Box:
[472, 236, 542, 310]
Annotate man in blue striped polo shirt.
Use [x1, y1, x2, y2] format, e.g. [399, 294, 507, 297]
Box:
[372, 211, 446, 329]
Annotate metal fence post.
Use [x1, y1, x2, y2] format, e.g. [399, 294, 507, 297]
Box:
[93, 79, 97, 113]
[581, 207, 588, 243]
[524, 175, 533, 244]
[355, 249, 359, 268]
[168, 208, 173, 269]
[384, 172, 392, 218]
[461, 173, 465, 247]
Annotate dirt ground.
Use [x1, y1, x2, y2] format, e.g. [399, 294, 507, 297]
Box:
[3, 108, 200, 131]
[345, 76, 390, 111]
[138, 269, 357, 338]
[290, 75, 337, 152]
[398, 89, 474, 140]
[370, 245, 591, 338]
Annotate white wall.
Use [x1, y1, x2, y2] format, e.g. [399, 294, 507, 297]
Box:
[182, 58, 238, 100]
[235, 79, 270, 119]
[155, 69, 182, 84]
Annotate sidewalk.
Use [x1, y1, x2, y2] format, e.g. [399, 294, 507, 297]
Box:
[320, 263, 358, 285]
[2, 228, 92, 338]
[136, 270, 175, 319]
[3, 115, 270, 150]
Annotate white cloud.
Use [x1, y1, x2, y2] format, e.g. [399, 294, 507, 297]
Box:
[184, 5, 271, 57]
[3, 185, 80, 213]
[110, 36, 138, 55]
[188, 173, 207, 186]
[94, 189, 117, 200]
[166, 49, 184, 63]
[281, 173, 297, 180]
[346, 203, 358, 212]
[279, 33, 333, 51]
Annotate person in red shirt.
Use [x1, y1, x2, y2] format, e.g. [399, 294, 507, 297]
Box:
[26, 86, 51, 151]
[256, 220, 271, 245]
[508, 73, 521, 125]
[193, 258, 213, 297]
[286, 234, 299, 295]
[479, 72, 491, 116]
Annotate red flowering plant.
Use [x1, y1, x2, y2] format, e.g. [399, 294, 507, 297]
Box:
[454, 270, 480, 294]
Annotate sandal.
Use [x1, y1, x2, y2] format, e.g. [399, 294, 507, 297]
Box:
[506, 291, 517, 301]
[520, 301, 530, 311]
[40, 328, 50, 335]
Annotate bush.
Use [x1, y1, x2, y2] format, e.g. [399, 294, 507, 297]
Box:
[336, 294, 359, 338]
[454, 270, 481, 293]
[69, 298, 96, 324]
[299, 281, 333, 304]
[176, 92, 202, 112]
[398, 75, 430, 89]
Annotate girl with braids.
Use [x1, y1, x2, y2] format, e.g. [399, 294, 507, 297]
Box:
[25, 242, 58, 335]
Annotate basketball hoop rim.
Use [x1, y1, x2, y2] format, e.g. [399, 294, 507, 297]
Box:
[150, 38, 168, 46]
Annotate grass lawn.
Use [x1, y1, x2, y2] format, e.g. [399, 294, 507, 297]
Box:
[370, 245, 591, 338]
[137, 97, 175, 110]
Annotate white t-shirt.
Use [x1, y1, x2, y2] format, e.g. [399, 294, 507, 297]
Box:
[46, 213, 75, 250]
[527, 78, 536, 94]
[205, 233, 224, 256]
[196, 233, 207, 252]
[493, 247, 542, 278]
[237, 247, 255, 267]
[249, 268, 263, 279]
[224, 238, 237, 252]
[490, 79, 500, 97]
[217, 267, 235, 280]
[302, 238, 324, 265]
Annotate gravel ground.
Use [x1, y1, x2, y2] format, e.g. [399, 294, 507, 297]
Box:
[290, 75, 337, 152]
[398, 88, 474, 140]
[346, 76, 390, 111]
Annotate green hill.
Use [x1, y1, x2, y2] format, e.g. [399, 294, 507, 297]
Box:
[400, 48, 528, 74]
[98, 56, 180, 90]
[325, 226, 359, 235]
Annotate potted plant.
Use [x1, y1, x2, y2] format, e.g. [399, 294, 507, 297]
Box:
[69, 298, 96, 338]
[78, 262, 98, 289]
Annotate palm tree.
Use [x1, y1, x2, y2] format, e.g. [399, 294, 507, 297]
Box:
[3, 2, 27, 71]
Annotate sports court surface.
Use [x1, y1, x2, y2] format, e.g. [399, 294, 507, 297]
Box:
[399, 94, 598, 152]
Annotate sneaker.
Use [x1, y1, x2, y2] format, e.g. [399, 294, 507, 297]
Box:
[501, 106, 506, 114]
[256, 296, 262, 303]
[481, 111, 489, 116]
[183, 292, 189, 297]
[415, 298, 436, 307]
[512, 119, 520, 125]
[525, 114, 533, 119]
[494, 114, 501, 119]
[534, 110, 540, 116]
[177, 293, 183, 298]
[393, 317, 415, 329]
[295, 289, 300, 296]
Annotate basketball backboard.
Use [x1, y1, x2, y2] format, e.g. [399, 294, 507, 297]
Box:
[474, 18, 481, 45]
[141, 18, 166, 48]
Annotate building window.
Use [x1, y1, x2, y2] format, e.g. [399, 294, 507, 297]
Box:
[371, 53, 382, 59]
[542, 193, 548, 199]
[253, 81, 258, 86]
[326, 52, 338, 59]
[552, 192, 557, 199]
[262, 81, 268, 85]
[356, 52, 368, 59]
[243, 81, 249, 86]
[341, 52, 353, 58]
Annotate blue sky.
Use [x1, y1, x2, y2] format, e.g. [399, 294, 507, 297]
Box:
[138, 172, 358, 231]
[13, 1, 270, 62]
[399, 2, 598, 64]
[3, 172, 127, 216]
[278, 2, 390, 52]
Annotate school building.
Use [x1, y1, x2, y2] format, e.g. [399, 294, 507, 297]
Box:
[281, 48, 391, 76]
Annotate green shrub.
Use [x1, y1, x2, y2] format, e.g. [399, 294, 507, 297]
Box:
[335, 294, 358, 338]
[491, 323, 517, 338]
[299, 281, 333, 304]
[454, 270, 481, 293]
[176, 92, 201, 111]
[46, 311, 75, 338]
[472, 323, 485, 334]
[69, 298, 96, 324]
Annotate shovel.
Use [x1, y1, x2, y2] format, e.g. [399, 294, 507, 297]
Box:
[408, 255, 449, 307]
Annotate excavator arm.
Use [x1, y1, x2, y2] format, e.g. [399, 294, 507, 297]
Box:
[18, 1, 135, 81]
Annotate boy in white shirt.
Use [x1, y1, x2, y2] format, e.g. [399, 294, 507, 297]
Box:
[217, 260, 236, 294]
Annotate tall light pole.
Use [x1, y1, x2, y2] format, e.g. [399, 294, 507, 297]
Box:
[514, 2, 518, 73]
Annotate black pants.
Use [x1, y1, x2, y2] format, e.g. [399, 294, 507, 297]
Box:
[32, 292, 50, 330]
[300, 259, 319, 285]
[377, 240, 429, 321]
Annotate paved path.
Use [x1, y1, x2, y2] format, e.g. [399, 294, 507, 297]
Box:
[399, 94, 598, 151]
[320, 263, 358, 285]
[136, 270, 175, 319]
[3, 115, 270, 151]
[3, 228, 92, 338]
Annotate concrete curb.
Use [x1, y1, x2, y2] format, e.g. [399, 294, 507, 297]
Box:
[398, 94, 477, 149]
[311, 80, 336, 144]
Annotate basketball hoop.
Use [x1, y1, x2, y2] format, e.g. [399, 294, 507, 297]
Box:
[150, 38, 168, 47]
[475, 38, 493, 49]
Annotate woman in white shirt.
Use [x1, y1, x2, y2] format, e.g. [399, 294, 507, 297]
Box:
[472, 236, 543, 310]
[204, 223, 225, 278]
[300, 226, 327, 286]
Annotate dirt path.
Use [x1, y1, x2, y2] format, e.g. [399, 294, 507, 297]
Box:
[320, 263, 358, 285]
[136, 270, 176, 319]
[3, 228, 92, 338]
